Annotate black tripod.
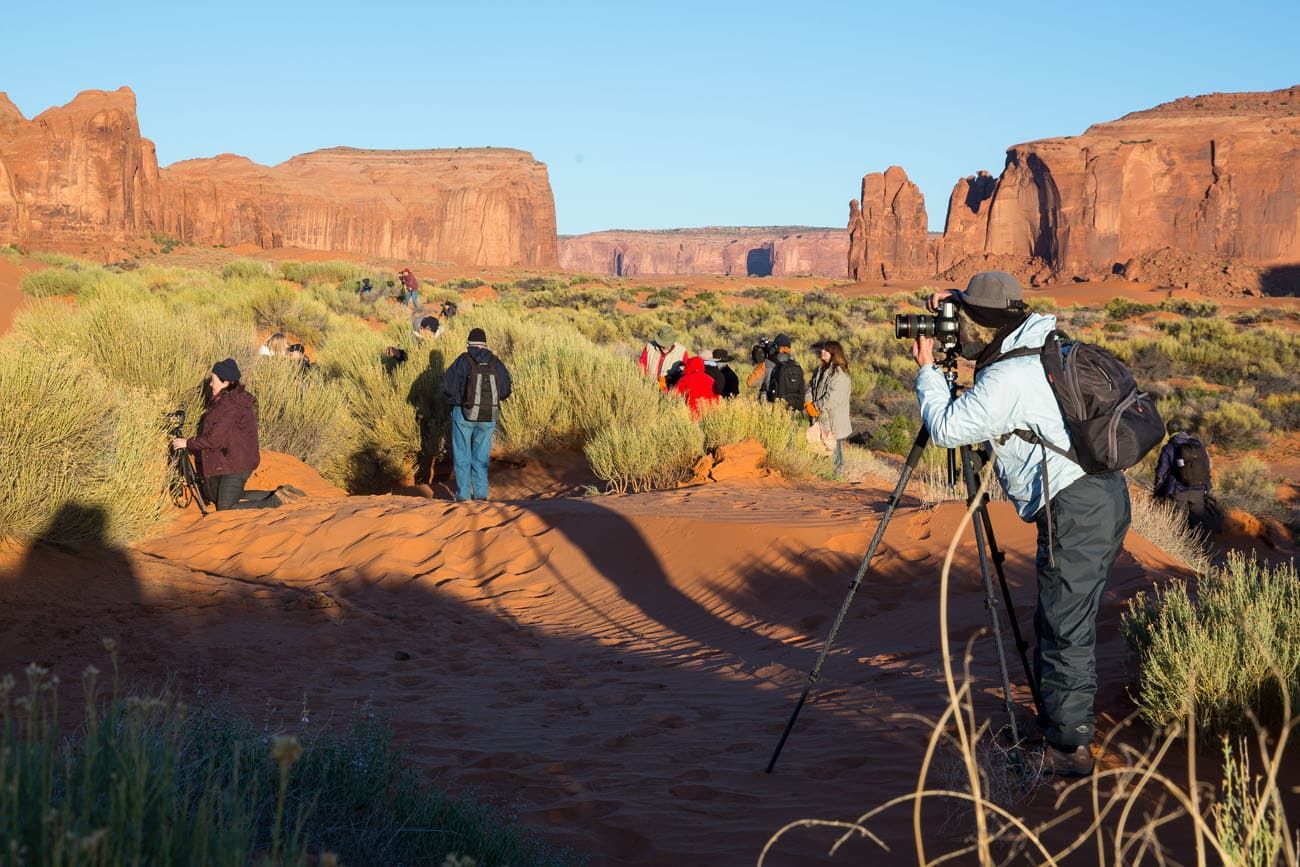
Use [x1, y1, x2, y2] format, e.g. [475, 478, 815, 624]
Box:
[765, 351, 1042, 773]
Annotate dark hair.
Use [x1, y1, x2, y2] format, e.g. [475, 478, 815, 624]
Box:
[820, 339, 848, 372]
[287, 343, 305, 354]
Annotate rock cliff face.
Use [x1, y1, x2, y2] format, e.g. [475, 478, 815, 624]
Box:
[847, 166, 934, 280]
[0, 87, 161, 249]
[558, 228, 846, 278]
[0, 88, 558, 268]
[858, 85, 1300, 292]
[160, 148, 558, 267]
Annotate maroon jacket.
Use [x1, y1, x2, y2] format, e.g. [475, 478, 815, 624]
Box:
[188, 386, 260, 478]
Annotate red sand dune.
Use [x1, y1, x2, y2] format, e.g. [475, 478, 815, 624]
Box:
[0, 478, 1191, 864]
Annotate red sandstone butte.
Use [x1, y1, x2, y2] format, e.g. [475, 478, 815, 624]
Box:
[936, 85, 1300, 286]
[0, 87, 161, 249]
[159, 147, 558, 268]
[847, 166, 935, 281]
[558, 228, 847, 278]
[0, 87, 558, 268]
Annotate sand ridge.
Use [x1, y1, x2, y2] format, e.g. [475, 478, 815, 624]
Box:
[0, 478, 1186, 864]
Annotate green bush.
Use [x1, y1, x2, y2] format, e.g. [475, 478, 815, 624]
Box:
[1104, 297, 1156, 321]
[220, 258, 274, 280]
[248, 281, 332, 346]
[1215, 456, 1286, 520]
[1122, 553, 1300, 734]
[0, 665, 574, 866]
[0, 341, 167, 544]
[1201, 401, 1270, 451]
[279, 260, 365, 286]
[1158, 297, 1219, 318]
[18, 264, 124, 298]
[244, 358, 359, 479]
[584, 404, 703, 493]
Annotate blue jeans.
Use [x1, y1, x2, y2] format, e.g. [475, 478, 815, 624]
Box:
[832, 438, 844, 478]
[450, 406, 495, 500]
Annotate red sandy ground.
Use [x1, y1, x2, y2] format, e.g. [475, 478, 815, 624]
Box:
[0, 462, 1239, 864]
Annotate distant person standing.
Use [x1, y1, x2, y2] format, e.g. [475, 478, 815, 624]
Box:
[805, 339, 853, 477]
[442, 327, 513, 501]
[398, 268, 420, 309]
[638, 326, 691, 391]
[1153, 425, 1214, 530]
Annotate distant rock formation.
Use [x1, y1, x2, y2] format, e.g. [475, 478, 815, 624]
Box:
[558, 228, 846, 278]
[0, 87, 161, 249]
[847, 166, 934, 280]
[159, 148, 557, 267]
[856, 85, 1300, 293]
[0, 87, 558, 268]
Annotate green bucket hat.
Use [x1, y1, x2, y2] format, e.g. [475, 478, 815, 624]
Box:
[655, 325, 676, 346]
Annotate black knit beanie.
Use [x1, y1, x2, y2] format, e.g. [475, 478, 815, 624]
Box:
[212, 357, 241, 383]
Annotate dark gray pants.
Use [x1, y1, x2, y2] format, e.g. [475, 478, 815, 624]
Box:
[204, 473, 280, 511]
[1032, 471, 1130, 749]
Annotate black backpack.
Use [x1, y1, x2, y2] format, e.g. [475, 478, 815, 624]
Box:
[766, 359, 805, 410]
[992, 329, 1164, 474]
[1173, 437, 1211, 488]
[462, 353, 501, 423]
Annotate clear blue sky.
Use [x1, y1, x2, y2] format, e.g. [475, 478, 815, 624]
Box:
[4, 1, 1296, 234]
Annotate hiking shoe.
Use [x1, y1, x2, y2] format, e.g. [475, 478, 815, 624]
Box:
[1038, 742, 1095, 778]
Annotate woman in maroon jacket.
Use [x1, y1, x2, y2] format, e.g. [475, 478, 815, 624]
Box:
[171, 358, 295, 511]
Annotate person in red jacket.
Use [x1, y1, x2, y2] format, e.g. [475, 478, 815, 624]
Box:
[170, 358, 302, 510]
[674, 356, 720, 418]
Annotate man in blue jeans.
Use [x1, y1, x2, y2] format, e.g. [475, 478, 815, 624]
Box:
[442, 327, 513, 501]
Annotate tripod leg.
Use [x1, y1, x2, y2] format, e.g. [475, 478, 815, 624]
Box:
[958, 445, 1024, 769]
[978, 505, 1043, 717]
[766, 424, 931, 773]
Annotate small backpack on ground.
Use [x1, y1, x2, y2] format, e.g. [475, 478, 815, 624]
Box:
[462, 354, 501, 423]
[1173, 437, 1211, 488]
[991, 329, 1164, 474]
[766, 359, 805, 410]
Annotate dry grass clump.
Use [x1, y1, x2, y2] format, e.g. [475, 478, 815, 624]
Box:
[219, 257, 274, 280]
[0, 659, 575, 866]
[0, 341, 167, 544]
[1122, 553, 1300, 733]
[584, 406, 704, 493]
[244, 357, 360, 478]
[1127, 486, 1213, 574]
[19, 262, 136, 299]
[279, 260, 365, 286]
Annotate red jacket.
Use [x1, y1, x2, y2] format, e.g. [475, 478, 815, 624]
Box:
[674, 357, 720, 417]
[188, 386, 260, 478]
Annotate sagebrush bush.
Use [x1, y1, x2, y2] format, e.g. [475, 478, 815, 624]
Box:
[220, 258, 274, 280]
[247, 280, 332, 346]
[19, 264, 125, 298]
[1122, 553, 1300, 733]
[1201, 401, 1270, 451]
[1127, 486, 1212, 574]
[244, 358, 359, 479]
[584, 405, 703, 493]
[1215, 456, 1286, 520]
[0, 341, 168, 543]
[280, 260, 365, 286]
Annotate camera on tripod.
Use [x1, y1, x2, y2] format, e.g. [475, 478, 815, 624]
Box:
[894, 298, 960, 352]
[750, 336, 779, 365]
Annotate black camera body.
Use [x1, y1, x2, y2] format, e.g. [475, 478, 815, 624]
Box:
[895, 298, 961, 352]
[751, 336, 779, 365]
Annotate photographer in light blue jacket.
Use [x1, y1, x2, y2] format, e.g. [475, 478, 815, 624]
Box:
[911, 271, 1131, 779]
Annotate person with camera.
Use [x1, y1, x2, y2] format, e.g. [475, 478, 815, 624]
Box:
[442, 327, 513, 501]
[1153, 422, 1216, 531]
[748, 334, 804, 410]
[805, 339, 852, 477]
[704, 348, 740, 398]
[398, 268, 420, 309]
[170, 358, 302, 510]
[638, 326, 691, 392]
[910, 271, 1131, 778]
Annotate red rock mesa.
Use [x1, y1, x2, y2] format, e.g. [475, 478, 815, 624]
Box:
[558, 228, 847, 278]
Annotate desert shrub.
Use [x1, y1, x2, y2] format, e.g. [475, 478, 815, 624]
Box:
[0, 666, 574, 867]
[13, 296, 256, 425]
[697, 398, 830, 480]
[0, 341, 168, 544]
[1200, 401, 1270, 451]
[1215, 456, 1286, 520]
[642, 286, 682, 308]
[444, 277, 486, 291]
[513, 276, 567, 292]
[244, 358, 359, 479]
[1122, 553, 1300, 733]
[584, 405, 703, 493]
[18, 264, 125, 298]
[279, 260, 364, 286]
[1259, 393, 1300, 431]
[1104, 297, 1155, 321]
[220, 258, 274, 280]
[1159, 297, 1219, 318]
[31, 252, 96, 268]
[248, 281, 331, 345]
[0, 244, 22, 264]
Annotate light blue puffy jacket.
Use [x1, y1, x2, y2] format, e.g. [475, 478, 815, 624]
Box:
[915, 313, 1085, 519]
